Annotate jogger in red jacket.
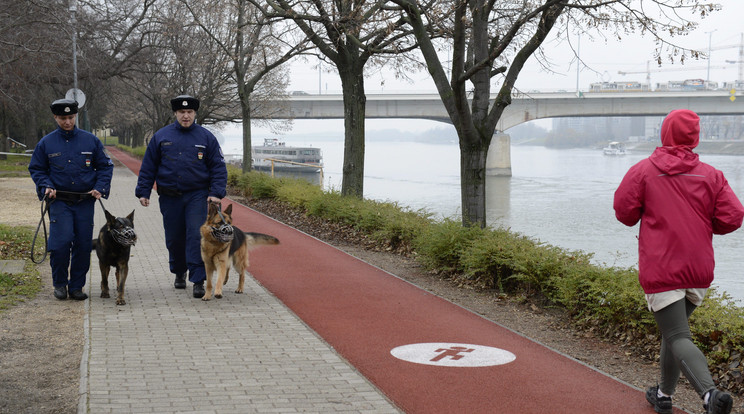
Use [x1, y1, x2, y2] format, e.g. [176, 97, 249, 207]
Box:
[614, 109, 744, 414]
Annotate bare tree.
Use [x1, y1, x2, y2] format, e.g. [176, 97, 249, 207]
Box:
[181, 0, 312, 172]
[101, 0, 239, 146]
[250, 0, 421, 197]
[0, 0, 72, 150]
[391, 0, 719, 227]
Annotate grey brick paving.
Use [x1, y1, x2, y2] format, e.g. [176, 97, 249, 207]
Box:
[80, 165, 401, 414]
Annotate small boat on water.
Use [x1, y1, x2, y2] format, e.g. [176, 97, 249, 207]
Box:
[252, 138, 323, 172]
[603, 141, 626, 156]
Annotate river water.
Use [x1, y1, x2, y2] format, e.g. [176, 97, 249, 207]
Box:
[219, 131, 744, 305]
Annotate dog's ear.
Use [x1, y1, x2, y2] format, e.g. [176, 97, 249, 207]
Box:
[224, 204, 232, 215]
[104, 209, 116, 224]
[127, 210, 135, 224]
[208, 202, 217, 216]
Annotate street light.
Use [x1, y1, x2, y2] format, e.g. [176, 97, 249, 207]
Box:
[70, 0, 79, 128]
[706, 29, 717, 82]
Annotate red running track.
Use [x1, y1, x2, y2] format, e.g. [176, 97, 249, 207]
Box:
[108, 146, 688, 414]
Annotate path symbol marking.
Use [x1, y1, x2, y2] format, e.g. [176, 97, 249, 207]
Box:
[390, 343, 516, 367]
[431, 346, 474, 362]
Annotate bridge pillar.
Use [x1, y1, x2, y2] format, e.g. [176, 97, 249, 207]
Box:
[486, 133, 512, 177]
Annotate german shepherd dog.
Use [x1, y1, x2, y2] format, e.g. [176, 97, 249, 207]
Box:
[200, 202, 279, 301]
[93, 209, 136, 305]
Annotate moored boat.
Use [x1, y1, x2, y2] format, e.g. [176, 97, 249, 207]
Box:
[252, 138, 323, 172]
[603, 141, 626, 156]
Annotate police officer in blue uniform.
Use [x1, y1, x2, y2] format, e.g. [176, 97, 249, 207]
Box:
[135, 95, 227, 298]
[29, 99, 114, 300]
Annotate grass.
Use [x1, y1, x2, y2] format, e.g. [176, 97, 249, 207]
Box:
[0, 224, 42, 310]
[0, 153, 33, 177]
[0, 154, 41, 310]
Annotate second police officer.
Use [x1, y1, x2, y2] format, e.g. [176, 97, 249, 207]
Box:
[135, 95, 227, 298]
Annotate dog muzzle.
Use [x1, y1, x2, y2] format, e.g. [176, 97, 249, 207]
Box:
[211, 224, 234, 243]
[111, 227, 137, 246]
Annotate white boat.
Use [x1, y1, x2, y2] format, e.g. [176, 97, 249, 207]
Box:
[603, 141, 626, 156]
[252, 138, 323, 172]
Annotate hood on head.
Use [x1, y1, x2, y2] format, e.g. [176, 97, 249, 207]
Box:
[660, 109, 700, 149]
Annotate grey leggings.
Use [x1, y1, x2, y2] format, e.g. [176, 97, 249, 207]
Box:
[655, 298, 715, 397]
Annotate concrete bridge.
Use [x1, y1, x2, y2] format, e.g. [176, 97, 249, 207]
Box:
[264, 91, 744, 175]
[272, 90, 743, 129]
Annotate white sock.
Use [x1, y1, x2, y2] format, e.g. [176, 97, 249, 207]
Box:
[704, 391, 710, 405]
[658, 388, 671, 399]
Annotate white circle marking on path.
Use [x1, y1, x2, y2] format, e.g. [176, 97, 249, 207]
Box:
[390, 343, 516, 367]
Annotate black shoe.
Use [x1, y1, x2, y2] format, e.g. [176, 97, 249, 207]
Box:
[193, 283, 205, 298]
[54, 286, 67, 300]
[174, 272, 187, 289]
[646, 385, 673, 414]
[69, 290, 89, 301]
[705, 389, 733, 414]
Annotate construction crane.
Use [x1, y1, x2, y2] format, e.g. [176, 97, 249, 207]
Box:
[618, 62, 732, 88]
[703, 33, 744, 83]
[619, 33, 744, 88]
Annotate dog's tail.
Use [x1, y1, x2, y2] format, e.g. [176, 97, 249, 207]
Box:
[91, 239, 98, 251]
[244, 232, 280, 246]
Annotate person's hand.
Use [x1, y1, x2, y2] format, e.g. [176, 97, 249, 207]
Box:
[207, 196, 221, 204]
[139, 197, 150, 207]
[45, 188, 56, 199]
[89, 189, 102, 200]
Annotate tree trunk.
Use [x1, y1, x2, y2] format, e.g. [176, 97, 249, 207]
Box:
[241, 101, 253, 173]
[339, 69, 366, 198]
[460, 137, 488, 227]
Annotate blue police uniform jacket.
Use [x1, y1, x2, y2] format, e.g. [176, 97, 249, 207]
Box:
[28, 126, 113, 200]
[135, 121, 227, 199]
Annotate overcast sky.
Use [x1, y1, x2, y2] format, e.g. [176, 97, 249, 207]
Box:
[288, 1, 744, 94]
[236, 2, 744, 137]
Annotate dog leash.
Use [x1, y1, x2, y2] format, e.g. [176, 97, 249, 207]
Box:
[30, 195, 52, 264]
[30, 190, 95, 264]
[30, 192, 136, 263]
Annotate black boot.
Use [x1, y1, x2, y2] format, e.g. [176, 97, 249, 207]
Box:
[54, 286, 67, 300]
[174, 272, 187, 289]
[193, 283, 205, 298]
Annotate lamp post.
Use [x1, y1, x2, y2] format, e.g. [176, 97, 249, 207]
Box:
[706, 29, 717, 82]
[70, 0, 79, 128]
[575, 34, 581, 95]
[70, 0, 78, 101]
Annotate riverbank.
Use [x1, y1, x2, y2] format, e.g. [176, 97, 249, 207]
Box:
[628, 140, 744, 155]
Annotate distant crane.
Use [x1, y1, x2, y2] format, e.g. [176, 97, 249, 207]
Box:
[618, 63, 732, 89]
[722, 33, 744, 83]
[619, 33, 744, 89]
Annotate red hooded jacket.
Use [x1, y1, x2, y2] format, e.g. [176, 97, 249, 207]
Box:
[614, 109, 744, 294]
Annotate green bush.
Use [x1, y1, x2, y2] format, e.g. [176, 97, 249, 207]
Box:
[369, 204, 430, 252]
[236, 171, 280, 198]
[275, 177, 324, 208]
[413, 218, 486, 273]
[116, 144, 146, 158]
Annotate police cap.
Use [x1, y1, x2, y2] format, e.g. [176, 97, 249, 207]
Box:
[50, 99, 79, 116]
[170, 95, 200, 111]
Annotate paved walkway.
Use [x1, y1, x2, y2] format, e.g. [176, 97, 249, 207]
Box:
[79, 148, 691, 414]
[81, 162, 400, 413]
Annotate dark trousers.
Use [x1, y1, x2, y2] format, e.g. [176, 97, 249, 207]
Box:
[158, 189, 208, 284]
[48, 198, 95, 291]
[655, 298, 715, 397]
